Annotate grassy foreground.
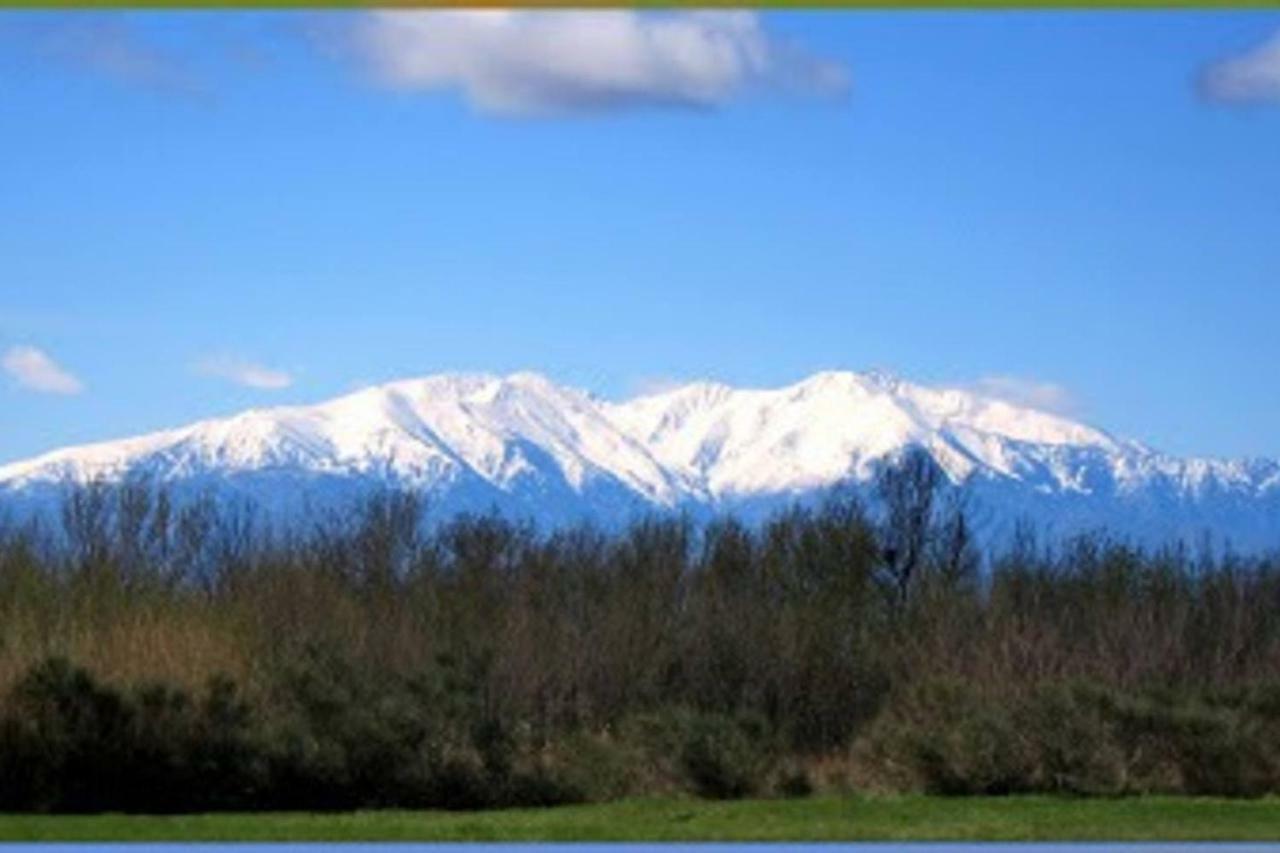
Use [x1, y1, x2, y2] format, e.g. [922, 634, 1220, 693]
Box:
[2, 796, 1279, 842]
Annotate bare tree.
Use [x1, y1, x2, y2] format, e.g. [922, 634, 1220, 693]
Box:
[876, 447, 942, 609]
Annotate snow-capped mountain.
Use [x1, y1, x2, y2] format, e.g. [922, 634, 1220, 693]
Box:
[2, 370, 1278, 549]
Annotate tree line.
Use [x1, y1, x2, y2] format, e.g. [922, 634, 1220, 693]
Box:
[0, 451, 1278, 811]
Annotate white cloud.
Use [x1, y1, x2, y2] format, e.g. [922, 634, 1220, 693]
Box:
[342, 11, 848, 116]
[196, 356, 293, 390]
[2, 345, 84, 395]
[971, 375, 1076, 415]
[1200, 29, 1280, 104]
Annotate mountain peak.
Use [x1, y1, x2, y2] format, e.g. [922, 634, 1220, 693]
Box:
[792, 369, 889, 395]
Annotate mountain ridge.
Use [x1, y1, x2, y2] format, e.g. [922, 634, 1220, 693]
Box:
[3, 370, 1278, 548]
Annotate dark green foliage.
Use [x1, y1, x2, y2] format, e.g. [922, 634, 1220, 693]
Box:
[776, 766, 815, 798]
[0, 659, 262, 813]
[0, 658, 133, 811]
[861, 679, 1280, 798]
[264, 647, 431, 809]
[0, 652, 586, 814]
[866, 679, 1032, 796]
[258, 645, 584, 811]
[680, 712, 771, 799]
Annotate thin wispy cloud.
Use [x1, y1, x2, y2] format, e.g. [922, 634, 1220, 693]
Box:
[2, 15, 208, 100]
[196, 356, 294, 391]
[2, 345, 84, 395]
[1199, 29, 1280, 104]
[337, 11, 849, 117]
[625, 375, 698, 399]
[971, 375, 1077, 415]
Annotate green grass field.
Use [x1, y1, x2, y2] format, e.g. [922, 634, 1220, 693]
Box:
[2, 796, 1279, 842]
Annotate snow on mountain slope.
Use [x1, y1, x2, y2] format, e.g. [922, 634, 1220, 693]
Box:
[0, 373, 692, 526]
[605, 370, 1126, 496]
[1, 370, 1277, 547]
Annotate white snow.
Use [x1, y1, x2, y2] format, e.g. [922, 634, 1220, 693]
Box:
[1, 369, 1276, 544]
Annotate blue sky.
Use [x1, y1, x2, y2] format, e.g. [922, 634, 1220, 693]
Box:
[2, 11, 1279, 464]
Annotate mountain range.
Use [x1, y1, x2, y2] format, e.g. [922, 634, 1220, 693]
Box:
[2, 370, 1278, 549]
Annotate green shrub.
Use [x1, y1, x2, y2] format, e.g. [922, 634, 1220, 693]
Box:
[0, 658, 263, 812]
[263, 646, 439, 809]
[775, 765, 815, 798]
[419, 752, 492, 810]
[0, 657, 135, 811]
[1015, 683, 1129, 795]
[190, 676, 265, 810]
[1104, 689, 1277, 798]
[857, 679, 1280, 798]
[500, 762, 586, 808]
[680, 711, 771, 799]
[539, 731, 652, 802]
[861, 679, 1031, 796]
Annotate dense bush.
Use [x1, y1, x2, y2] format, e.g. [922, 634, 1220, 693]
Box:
[0, 461, 1277, 811]
[0, 654, 587, 813]
[0, 658, 262, 812]
[857, 679, 1280, 797]
[679, 711, 772, 799]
